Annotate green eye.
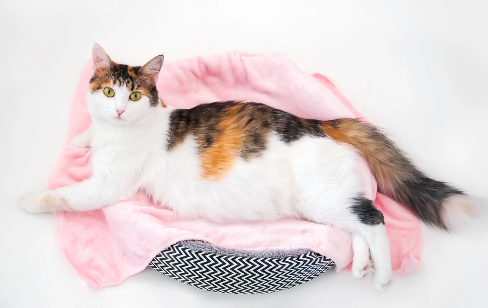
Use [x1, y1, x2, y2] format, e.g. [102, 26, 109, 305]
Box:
[130, 91, 141, 101]
[103, 87, 115, 97]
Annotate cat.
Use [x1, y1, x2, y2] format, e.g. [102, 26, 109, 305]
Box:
[19, 44, 479, 291]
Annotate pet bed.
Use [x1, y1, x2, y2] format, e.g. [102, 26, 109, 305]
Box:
[150, 240, 334, 294]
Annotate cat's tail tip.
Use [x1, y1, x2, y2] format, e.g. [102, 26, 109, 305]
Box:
[442, 194, 487, 232]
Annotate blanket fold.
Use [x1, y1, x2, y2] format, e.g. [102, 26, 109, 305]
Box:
[50, 52, 422, 289]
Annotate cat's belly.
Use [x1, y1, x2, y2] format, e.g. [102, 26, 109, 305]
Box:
[141, 134, 363, 224]
[142, 135, 295, 222]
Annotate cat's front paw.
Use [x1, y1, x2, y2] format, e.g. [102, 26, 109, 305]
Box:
[70, 134, 90, 148]
[19, 191, 45, 213]
[70, 130, 91, 148]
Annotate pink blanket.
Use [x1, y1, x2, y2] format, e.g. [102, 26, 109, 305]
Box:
[50, 52, 422, 289]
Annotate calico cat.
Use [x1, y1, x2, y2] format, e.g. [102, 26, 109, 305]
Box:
[19, 44, 479, 291]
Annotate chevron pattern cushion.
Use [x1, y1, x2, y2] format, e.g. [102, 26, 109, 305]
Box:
[149, 240, 335, 294]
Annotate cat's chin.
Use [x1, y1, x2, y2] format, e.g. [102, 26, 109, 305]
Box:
[114, 117, 127, 123]
[96, 116, 131, 125]
[112, 118, 133, 125]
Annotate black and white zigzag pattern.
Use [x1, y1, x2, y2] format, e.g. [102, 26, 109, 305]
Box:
[149, 241, 335, 294]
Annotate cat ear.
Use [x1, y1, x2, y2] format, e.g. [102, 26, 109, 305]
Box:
[139, 55, 164, 82]
[92, 43, 112, 74]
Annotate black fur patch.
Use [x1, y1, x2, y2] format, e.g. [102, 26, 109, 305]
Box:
[350, 197, 385, 225]
[271, 109, 326, 143]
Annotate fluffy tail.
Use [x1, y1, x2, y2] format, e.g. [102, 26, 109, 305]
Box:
[321, 118, 479, 230]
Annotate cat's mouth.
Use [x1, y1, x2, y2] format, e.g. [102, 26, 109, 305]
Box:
[110, 115, 127, 124]
[115, 113, 126, 120]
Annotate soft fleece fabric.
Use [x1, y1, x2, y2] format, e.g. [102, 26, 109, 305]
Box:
[50, 52, 422, 289]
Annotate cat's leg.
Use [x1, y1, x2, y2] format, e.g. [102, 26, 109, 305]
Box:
[361, 225, 391, 291]
[302, 197, 391, 291]
[351, 198, 392, 291]
[352, 233, 371, 279]
[19, 175, 136, 213]
[70, 126, 92, 148]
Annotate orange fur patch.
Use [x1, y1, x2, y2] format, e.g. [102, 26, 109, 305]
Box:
[160, 98, 167, 108]
[320, 119, 358, 143]
[89, 80, 114, 92]
[136, 87, 151, 97]
[128, 66, 138, 79]
[200, 105, 244, 180]
[40, 195, 54, 212]
[40, 195, 71, 212]
[59, 197, 71, 211]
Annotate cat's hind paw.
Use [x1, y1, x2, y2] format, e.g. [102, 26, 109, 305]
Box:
[352, 233, 371, 280]
[373, 265, 392, 292]
[352, 264, 369, 280]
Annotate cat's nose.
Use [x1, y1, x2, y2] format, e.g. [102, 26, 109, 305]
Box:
[116, 110, 125, 116]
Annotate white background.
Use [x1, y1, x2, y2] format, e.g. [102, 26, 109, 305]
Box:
[1, 0, 487, 307]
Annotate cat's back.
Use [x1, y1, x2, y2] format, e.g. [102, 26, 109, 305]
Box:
[166, 101, 329, 166]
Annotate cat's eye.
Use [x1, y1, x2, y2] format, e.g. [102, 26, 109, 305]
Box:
[130, 91, 142, 101]
[103, 87, 115, 97]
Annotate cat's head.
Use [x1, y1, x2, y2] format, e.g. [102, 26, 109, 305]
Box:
[87, 44, 164, 125]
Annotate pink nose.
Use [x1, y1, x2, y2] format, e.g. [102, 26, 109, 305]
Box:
[116, 110, 125, 116]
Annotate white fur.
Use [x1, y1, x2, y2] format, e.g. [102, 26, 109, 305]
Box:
[19, 80, 393, 291]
